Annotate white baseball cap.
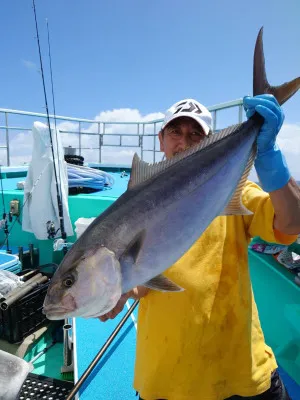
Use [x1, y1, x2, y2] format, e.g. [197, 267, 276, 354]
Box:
[161, 98, 212, 135]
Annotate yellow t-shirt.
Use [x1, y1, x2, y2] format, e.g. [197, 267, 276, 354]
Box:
[134, 181, 297, 400]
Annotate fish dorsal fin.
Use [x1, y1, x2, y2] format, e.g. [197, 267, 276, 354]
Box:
[144, 274, 184, 292]
[221, 145, 256, 215]
[128, 123, 242, 189]
[128, 153, 159, 189]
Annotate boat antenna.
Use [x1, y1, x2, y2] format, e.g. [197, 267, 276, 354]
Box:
[32, 0, 67, 253]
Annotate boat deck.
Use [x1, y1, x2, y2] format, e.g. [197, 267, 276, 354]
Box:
[74, 300, 138, 399]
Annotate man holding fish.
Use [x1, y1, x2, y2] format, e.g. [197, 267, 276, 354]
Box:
[99, 64, 300, 400]
[43, 29, 300, 399]
[98, 92, 299, 400]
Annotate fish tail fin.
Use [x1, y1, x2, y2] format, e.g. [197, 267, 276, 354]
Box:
[253, 27, 300, 105]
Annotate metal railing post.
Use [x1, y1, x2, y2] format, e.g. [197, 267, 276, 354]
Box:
[141, 124, 144, 161]
[153, 122, 157, 163]
[5, 113, 10, 166]
[98, 122, 101, 163]
[102, 123, 106, 161]
[213, 110, 217, 132]
[239, 105, 243, 124]
[78, 121, 81, 156]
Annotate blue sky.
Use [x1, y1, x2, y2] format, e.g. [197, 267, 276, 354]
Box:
[0, 0, 299, 120]
[0, 0, 299, 177]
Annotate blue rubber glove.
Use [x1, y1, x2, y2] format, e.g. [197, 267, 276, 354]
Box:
[243, 94, 290, 192]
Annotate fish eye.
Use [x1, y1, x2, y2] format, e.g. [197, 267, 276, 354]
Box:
[63, 277, 74, 288]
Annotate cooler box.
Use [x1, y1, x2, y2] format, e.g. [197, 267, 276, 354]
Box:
[74, 217, 96, 238]
[0, 252, 22, 274]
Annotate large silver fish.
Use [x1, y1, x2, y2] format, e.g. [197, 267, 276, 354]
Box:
[43, 28, 300, 320]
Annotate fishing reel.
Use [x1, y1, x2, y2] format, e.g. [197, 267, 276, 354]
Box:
[0, 219, 5, 230]
[120, 170, 128, 178]
[0, 213, 12, 254]
[46, 220, 57, 239]
[53, 238, 73, 252]
[0, 213, 12, 231]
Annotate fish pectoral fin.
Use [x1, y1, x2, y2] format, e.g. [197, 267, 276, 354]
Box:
[143, 274, 184, 292]
[122, 230, 145, 264]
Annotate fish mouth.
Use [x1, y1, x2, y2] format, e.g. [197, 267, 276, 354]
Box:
[43, 292, 78, 320]
[43, 306, 76, 320]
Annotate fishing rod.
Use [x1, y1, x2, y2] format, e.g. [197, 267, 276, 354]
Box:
[31, 6, 138, 399]
[32, 0, 67, 252]
[65, 299, 139, 400]
[0, 3, 69, 252]
[0, 165, 11, 253]
[46, 17, 63, 210]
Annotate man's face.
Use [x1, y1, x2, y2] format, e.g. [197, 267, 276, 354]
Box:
[159, 117, 206, 159]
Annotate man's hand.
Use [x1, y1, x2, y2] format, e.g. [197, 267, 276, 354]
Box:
[243, 94, 290, 193]
[98, 293, 129, 322]
[98, 286, 150, 322]
[243, 94, 284, 155]
[244, 94, 300, 234]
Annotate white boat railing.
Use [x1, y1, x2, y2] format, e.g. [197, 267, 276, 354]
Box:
[0, 99, 244, 166]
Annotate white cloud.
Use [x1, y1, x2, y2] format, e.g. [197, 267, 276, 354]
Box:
[277, 123, 300, 155]
[7, 132, 33, 165]
[22, 59, 37, 71]
[248, 123, 300, 182]
[54, 108, 164, 164]
[4, 108, 164, 167]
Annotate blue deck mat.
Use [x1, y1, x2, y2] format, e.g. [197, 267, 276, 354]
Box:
[0, 177, 23, 191]
[75, 310, 300, 400]
[87, 171, 129, 198]
[75, 300, 138, 400]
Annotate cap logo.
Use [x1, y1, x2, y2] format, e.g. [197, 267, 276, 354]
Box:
[173, 101, 202, 115]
